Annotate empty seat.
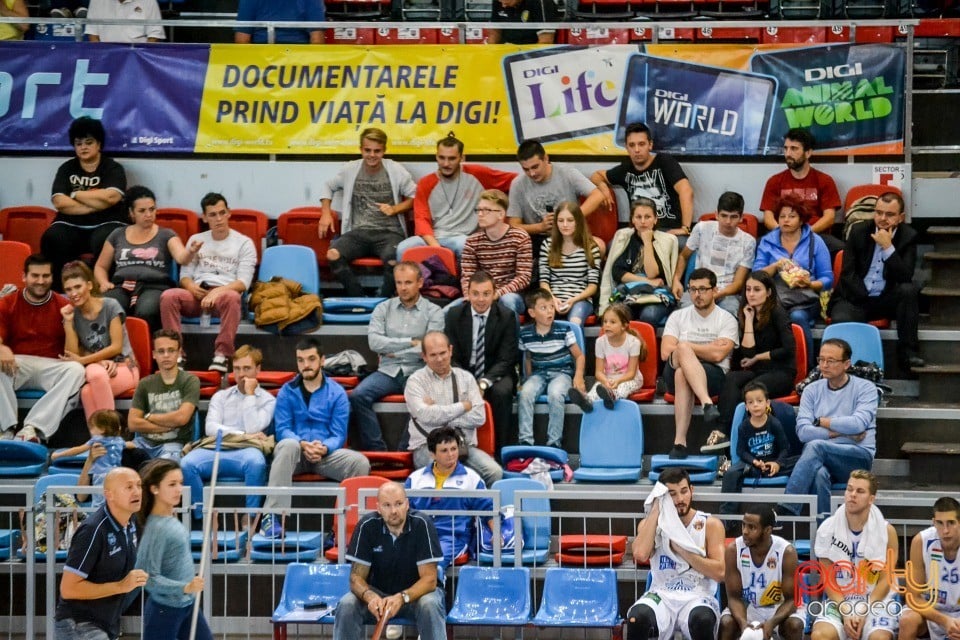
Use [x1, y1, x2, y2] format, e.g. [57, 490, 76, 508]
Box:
[271, 562, 351, 634]
[322, 296, 385, 324]
[648, 454, 719, 484]
[532, 568, 622, 628]
[156, 207, 200, 245]
[228, 208, 269, 263]
[573, 401, 643, 483]
[402, 245, 458, 276]
[0, 240, 31, 288]
[276, 208, 332, 268]
[0, 206, 55, 253]
[258, 245, 321, 296]
[0, 441, 48, 478]
[447, 566, 532, 626]
[555, 534, 627, 566]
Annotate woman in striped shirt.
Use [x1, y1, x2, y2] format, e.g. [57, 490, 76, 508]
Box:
[538, 201, 601, 326]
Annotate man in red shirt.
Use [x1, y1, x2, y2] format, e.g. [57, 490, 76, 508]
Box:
[0, 254, 85, 442]
[760, 128, 844, 256]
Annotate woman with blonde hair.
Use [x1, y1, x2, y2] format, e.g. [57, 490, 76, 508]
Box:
[538, 200, 601, 326]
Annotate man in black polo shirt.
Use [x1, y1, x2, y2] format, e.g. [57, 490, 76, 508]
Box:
[488, 0, 557, 44]
[55, 467, 148, 640]
[334, 482, 446, 640]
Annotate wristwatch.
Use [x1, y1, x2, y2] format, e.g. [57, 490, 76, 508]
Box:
[400, 591, 410, 604]
[813, 417, 822, 427]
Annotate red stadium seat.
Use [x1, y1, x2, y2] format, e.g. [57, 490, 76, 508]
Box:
[0, 206, 56, 254]
[402, 245, 458, 276]
[115, 317, 152, 400]
[277, 207, 331, 267]
[627, 321, 659, 403]
[829, 251, 890, 329]
[773, 324, 807, 405]
[227, 371, 295, 396]
[0, 240, 31, 288]
[843, 183, 902, 213]
[362, 451, 415, 480]
[228, 208, 269, 263]
[156, 208, 200, 245]
[462, 164, 517, 193]
[323, 475, 389, 561]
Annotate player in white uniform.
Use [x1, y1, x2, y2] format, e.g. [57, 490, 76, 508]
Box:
[901, 496, 960, 640]
[629, 467, 726, 640]
[721, 505, 804, 640]
[812, 469, 899, 640]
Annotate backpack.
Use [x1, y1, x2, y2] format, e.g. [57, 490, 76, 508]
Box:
[843, 195, 879, 241]
[323, 349, 371, 378]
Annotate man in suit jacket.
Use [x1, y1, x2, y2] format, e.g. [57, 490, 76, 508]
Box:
[445, 270, 519, 456]
[828, 191, 924, 369]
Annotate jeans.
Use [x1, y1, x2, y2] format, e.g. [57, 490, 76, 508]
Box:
[334, 588, 447, 640]
[395, 234, 468, 261]
[497, 292, 525, 317]
[412, 444, 503, 487]
[134, 434, 185, 462]
[783, 439, 874, 517]
[632, 303, 669, 326]
[143, 596, 213, 640]
[349, 371, 405, 451]
[54, 618, 110, 640]
[518, 371, 572, 448]
[181, 447, 267, 517]
[559, 300, 594, 326]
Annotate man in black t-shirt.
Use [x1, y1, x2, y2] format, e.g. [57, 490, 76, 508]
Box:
[592, 121, 695, 247]
[334, 482, 446, 640]
[488, 0, 557, 44]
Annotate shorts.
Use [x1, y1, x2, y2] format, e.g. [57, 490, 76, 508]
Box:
[721, 605, 807, 639]
[633, 589, 720, 640]
[812, 598, 898, 640]
[663, 360, 726, 396]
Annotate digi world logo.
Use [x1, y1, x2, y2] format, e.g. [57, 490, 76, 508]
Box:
[795, 550, 940, 616]
[502, 46, 626, 144]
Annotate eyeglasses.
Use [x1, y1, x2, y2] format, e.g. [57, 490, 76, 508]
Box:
[475, 208, 502, 215]
[688, 287, 714, 294]
[816, 357, 846, 366]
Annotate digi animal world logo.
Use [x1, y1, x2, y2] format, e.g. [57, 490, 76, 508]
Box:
[795, 550, 939, 616]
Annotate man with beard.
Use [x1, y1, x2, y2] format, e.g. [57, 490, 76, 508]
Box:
[629, 467, 726, 640]
[259, 337, 370, 538]
[720, 505, 803, 640]
[0, 254, 85, 442]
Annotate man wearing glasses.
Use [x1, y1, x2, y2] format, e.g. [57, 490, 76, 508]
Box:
[780, 338, 878, 519]
[827, 191, 924, 369]
[660, 268, 739, 459]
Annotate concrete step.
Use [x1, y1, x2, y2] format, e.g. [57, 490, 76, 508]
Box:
[923, 251, 960, 287]
[914, 364, 960, 402]
[902, 441, 960, 484]
[928, 226, 960, 252]
[921, 286, 960, 323]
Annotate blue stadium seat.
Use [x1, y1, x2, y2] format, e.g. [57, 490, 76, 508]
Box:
[447, 566, 532, 626]
[821, 322, 884, 369]
[250, 531, 325, 563]
[478, 477, 551, 565]
[0, 528, 21, 561]
[729, 402, 788, 487]
[532, 568, 622, 628]
[48, 450, 87, 476]
[259, 245, 321, 295]
[190, 529, 249, 563]
[501, 445, 568, 483]
[26, 473, 79, 562]
[321, 296, 386, 324]
[648, 454, 719, 484]
[573, 401, 643, 483]
[0, 441, 48, 478]
[271, 563, 351, 631]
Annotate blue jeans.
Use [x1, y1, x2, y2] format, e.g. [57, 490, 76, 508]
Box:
[143, 597, 213, 640]
[518, 371, 572, 448]
[350, 371, 405, 451]
[334, 588, 447, 640]
[134, 435, 184, 461]
[784, 440, 874, 517]
[54, 619, 110, 640]
[181, 447, 267, 518]
[558, 300, 594, 326]
[633, 303, 669, 326]
[395, 235, 468, 261]
[788, 307, 816, 371]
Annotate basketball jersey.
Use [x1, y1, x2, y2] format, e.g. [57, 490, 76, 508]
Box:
[920, 526, 960, 615]
[828, 528, 884, 601]
[650, 510, 717, 597]
[736, 535, 791, 615]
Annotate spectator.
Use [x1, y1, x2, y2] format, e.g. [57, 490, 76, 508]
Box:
[828, 191, 924, 369]
[672, 191, 755, 318]
[600, 197, 678, 326]
[760, 127, 843, 256]
[44, 0, 86, 18]
[592, 122, 694, 247]
[396, 133, 485, 261]
[50, 409, 129, 509]
[159, 192, 257, 373]
[488, 0, 556, 44]
[95, 185, 200, 332]
[569, 302, 646, 411]
[334, 482, 446, 640]
[538, 201, 601, 326]
[60, 261, 140, 422]
[180, 345, 275, 522]
[45, 116, 126, 289]
[404, 332, 502, 486]
[55, 467, 147, 640]
[781, 339, 878, 519]
[319, 128, 417, 298]
[517, 288, 588, 448]
[86, 0, 165, 43]
[660, 268, 739, 459]
[459, 189, 532, 317]
[127, 330, 200, 461]
[406, 426, 496, 568]
[0, 0, 28, 40]
[350, 262, 444, 451]
[259, 337, 370, 538]
[754, 193, 832, 372]
[0, 254, 85, 443]
[708, 270, 796, 453]
[234, 0, 325, 44]
[445, 270, 519, 455]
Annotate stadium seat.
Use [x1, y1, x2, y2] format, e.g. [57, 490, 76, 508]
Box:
[0, 528, 21, 561]
[402, 245, 458, 276]
[844, 184, 902, 212]
[156, 207, 200, 245]
[573, 400, 643, 483]
[323, 475, 388, 562]
[773, 323, 807, 405]
[0, 206, 55, 253]
[322, 296, 385, 324]
[259, 245, 321, 296]
[114, 317, 151, 399]
[227, 371, 295, 396]
[729, 402, 789, 487]
[190, 529, 249, 563]
[272, 563, 351, 636]
[27, 473, 78, 561]
[250, 531, 324, 563]
[627, 321, 658, 402]
[501, 445, 568, 483]
[362, 451, 414, 480]
[648, 454, 719, 484]
[47, 450, 87, 475]
[228, 208, 269, 263]
[0, 441, 48, 478]
[697, 212, 760, 238]
[586, 202, 619, 247]
[276, 208, 331, 268]
[325, 0, 392, 19]
[829, 251, 890, 329]
[477, 401, 495, 456]
[573, 0, 637, 19]
[191, 371, 223, 399]
[446, 566, 532, 627]
[0, 240, 31, 288]
[822, 322, 884, 369]
[532, 568, 622, 629]
[478, 477, 551, 565]
[555, 534, 627, 566]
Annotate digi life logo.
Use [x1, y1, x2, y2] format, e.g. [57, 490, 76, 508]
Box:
[503, 47, 626, 143]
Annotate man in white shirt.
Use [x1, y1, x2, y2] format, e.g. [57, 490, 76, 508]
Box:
[86, 0, 166, 43]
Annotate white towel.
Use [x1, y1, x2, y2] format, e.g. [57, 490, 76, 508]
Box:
[814, 504, 888, 563]
[644, 482, 704, 572]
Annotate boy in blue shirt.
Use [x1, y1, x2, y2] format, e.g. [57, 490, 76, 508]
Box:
[517, 289, 588, 448]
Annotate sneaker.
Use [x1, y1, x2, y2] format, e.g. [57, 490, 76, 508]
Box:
[50, 7, 72, 17]
[717, 455, 731, 477]
[702, 403, 720, 426]
[208, 354, 228, 373]
[74, 6, 87, 17]
[596, 385, 616, 411]
[385, 625, 403, 640]
[668, 444, 688, 460]
[15, 425, 40, 443]
[700, 429, 730, 453]
[567, 388, 593, 413]
[259, 513, 283, 538]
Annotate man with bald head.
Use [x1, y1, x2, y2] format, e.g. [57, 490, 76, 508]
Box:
[334, 482, 446, 640]
[55, 467, 149, 640]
